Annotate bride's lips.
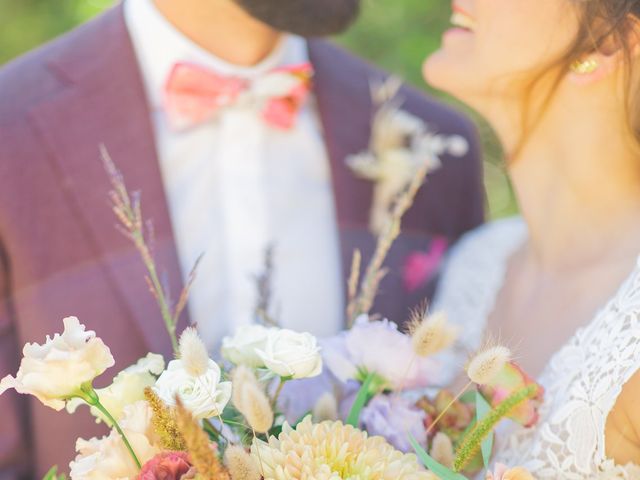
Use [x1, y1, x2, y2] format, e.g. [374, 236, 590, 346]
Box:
[443, 3, 476, 40]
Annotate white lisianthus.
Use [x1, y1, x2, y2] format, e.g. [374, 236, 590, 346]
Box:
[221, 324, 271, 368]
[256, 329, 322, 379]
[0, 316, 114, 410]
[69, 401, 160, 480]
[67, 353, 165, 423]
[154, 358, 232, 419]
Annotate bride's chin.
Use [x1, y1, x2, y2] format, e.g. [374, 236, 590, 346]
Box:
[422, 52, 464, 96]
[422, 54, 442, 88]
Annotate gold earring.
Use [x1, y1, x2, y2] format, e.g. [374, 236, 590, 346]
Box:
[570, 58, 599, 75]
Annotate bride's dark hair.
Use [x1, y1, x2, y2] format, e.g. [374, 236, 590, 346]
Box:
[518, 0, 640, 153]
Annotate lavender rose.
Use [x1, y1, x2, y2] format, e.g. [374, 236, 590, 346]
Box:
[360, 394, 428, 453]
[322, 315, 444, 391]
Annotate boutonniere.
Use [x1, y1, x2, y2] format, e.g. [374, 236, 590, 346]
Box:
[346, 76, 470, 235]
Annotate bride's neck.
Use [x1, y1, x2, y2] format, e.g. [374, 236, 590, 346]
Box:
[493, 88, 640, 271]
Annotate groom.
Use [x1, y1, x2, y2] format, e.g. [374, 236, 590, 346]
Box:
[0, 0, 484, 476]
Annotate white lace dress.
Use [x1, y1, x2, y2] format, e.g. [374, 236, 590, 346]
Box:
[433, 217, 640, 479]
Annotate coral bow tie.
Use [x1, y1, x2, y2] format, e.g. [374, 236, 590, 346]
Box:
[163, 61, 314, 130]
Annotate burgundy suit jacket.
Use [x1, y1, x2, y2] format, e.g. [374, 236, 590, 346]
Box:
[0, 5, 484, 478]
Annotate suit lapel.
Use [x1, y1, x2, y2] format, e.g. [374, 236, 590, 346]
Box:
[308, 40, 374, 313]
[28, 6, 187, 356]
[308, 40, 374, 231]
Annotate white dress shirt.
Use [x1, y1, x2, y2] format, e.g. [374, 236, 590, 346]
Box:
[124, 0, 344, 350]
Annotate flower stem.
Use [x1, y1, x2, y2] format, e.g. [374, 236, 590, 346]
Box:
[272, 377, 288, 409]
[102, 147, 180, 355]
[137, 244, 179, 354]
[204, 417, 231, 444]
[251, 427, 265, 478]
[347, 159, 432, 324]
[78, 385, 142, 470]
[394, 354, 417, 395]
[425, 381, 473, 436]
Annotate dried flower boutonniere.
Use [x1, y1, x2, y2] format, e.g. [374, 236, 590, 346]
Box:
[347, 76, 470, 235]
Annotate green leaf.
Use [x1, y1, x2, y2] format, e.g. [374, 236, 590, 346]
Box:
[42, 466, 66, 480]
[408, 434, 468, 480]
[42, 466, 58, 480]
[346, 372, 378, 427]
[475, 391, 494, 468]
[453, 384, 538, 472]
[459, 390, 477, 404]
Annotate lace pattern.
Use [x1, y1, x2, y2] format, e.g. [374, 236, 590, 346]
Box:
[434, 217, 640, 478]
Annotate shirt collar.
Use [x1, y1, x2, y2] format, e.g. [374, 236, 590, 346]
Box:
[124, 0, 310, 110]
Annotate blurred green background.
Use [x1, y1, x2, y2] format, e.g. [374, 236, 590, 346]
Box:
[0, 0, 516, 218]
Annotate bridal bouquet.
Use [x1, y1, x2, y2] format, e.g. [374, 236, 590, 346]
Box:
[0, 84, 543, 480]
[0, 312, 540, 480]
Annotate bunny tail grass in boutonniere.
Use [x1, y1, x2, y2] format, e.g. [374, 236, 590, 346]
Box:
[346, 76, 469, 236]
[345, 77, 470, 324]
[346, 152, 433, 324]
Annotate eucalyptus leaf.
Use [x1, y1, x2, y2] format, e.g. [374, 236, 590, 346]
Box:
[42, 466, 67, 480]
[476, 391, 494, 468]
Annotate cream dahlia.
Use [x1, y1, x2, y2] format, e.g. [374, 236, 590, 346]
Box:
[251, 417, 436, 480]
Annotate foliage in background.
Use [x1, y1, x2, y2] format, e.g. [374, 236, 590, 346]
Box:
[0, 0, 517, 218]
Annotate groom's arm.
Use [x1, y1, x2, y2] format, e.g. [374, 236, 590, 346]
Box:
[0, 244, 31, 480]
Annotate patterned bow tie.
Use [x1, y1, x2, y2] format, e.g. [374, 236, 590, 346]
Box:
[163, 61, 314, 131]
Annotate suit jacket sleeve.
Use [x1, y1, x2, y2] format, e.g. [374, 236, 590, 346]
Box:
[0, 240, 31, 480]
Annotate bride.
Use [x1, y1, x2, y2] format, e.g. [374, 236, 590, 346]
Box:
[425, 0, 640, 477]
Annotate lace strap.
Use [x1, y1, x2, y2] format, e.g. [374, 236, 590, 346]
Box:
[432, 217, 527, 383]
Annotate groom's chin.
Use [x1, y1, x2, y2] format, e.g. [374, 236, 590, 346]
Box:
[233, 0, 361, 37]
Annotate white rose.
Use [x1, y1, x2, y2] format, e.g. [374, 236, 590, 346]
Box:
[0, 316, 114, 410]
[154, 358, 232, 419]
[256, 329, 323, 379]
[67, 353, 165, 423]
[69, 401, 159, 480]
[221, 324, 271, 368]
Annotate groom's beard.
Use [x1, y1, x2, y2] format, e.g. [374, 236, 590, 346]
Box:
[233, 0, 361, 37]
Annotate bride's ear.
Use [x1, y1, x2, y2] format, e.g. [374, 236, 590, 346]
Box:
[567, 15, 640, 86]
